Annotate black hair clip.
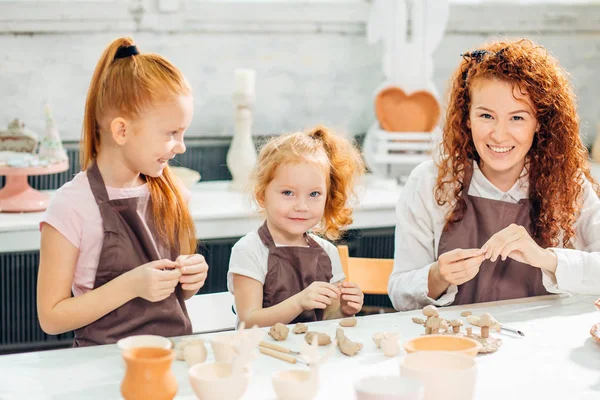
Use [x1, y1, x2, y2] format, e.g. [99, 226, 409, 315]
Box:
[460, 49, 492, 63]
[114, 45, 139, 60]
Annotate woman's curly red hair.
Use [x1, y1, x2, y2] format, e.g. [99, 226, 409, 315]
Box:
[252, 126, 365, 241]
[436, 38, 599, 248]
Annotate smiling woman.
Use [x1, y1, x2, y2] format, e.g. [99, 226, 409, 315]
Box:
[388, 38, 600, 312]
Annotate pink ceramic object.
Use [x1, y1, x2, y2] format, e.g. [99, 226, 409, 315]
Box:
[399, 351, 476, 400]
[355, 376, 424, 400]
[272, 369, 317, 400]
[0, 160, 68, 212]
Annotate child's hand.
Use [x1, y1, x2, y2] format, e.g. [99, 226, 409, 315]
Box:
[297, 282, 341, 311]
[129, 259, 182, 302]
[338, 281, 364, 316]
[176, 254, 209, 293]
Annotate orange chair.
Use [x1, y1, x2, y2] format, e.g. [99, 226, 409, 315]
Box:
[337, 245, 394, 295]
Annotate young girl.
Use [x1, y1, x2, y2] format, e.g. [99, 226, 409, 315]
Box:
[388, 39, 600, 311]
[228, 126, 366, 327]
[37, 37, 209, 346]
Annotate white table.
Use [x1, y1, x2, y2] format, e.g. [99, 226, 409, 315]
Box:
[1, 294, 599, 399]
[0, 176, 401, 253]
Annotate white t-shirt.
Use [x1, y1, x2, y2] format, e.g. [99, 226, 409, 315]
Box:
[227, 229, 346, 294]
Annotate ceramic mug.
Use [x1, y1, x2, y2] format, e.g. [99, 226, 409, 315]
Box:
[355, 376, 424, 400]
[399, 351, 476, 400]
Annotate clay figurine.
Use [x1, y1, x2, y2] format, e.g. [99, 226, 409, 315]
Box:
[411, 317, 426, 326]
[293, 323, 308, 334]
[269, 323, 289, 341]
[336, 328, 362, 357]
[380, 333, 401, 357]
[449, 320, 463, 334]
[305, 332, 331, 346]
[339, 316, 357, 327]
[425, 315, 441, 335]
[478, 313, 497, 339]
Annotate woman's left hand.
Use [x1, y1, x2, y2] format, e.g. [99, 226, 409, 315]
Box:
[176, 254, 209, 292]
[338, 281, 364, 316]
[481, 224, 557, 272]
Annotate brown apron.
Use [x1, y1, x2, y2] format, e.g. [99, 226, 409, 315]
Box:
[73, 163, 192, 347]
[437, 164, 548, 305]
[258, 222, 333, 323]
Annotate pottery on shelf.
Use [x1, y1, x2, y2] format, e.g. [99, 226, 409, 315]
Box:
[375, 87, 440, 133]
[121, 347, 177, 400]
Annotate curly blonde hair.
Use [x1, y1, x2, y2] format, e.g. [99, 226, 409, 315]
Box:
[252, 126, 365, 241]
[436, 38, 599, 248]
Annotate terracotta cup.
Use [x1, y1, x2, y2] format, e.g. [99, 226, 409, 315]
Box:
[121, 347, 177, 400]
[355, 376, 424, 400]
[399, 351, 476, 400]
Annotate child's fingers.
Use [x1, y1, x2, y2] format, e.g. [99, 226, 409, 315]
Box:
[179, 272, 207, 284]
[314, 294, 332, 306]
[176, 254, 205, 266]
[342, 294, 362, 304]
[318, 285, 340, 300]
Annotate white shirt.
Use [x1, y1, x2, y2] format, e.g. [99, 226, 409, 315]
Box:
[227, 229, 346, 294]
[388, 160, 600, 311]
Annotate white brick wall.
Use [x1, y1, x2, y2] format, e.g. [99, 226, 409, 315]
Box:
[0, 1, 599, 146]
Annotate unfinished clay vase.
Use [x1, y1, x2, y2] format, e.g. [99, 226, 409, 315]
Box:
[375, 87, 440, 132]
[121, 347, 177, 400]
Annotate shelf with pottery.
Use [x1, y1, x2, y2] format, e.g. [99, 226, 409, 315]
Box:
[0, 173, 402, 254]
[0, 294, 597, 399]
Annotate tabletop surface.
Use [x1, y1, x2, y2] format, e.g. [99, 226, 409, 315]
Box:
[1, 294, 599, 400]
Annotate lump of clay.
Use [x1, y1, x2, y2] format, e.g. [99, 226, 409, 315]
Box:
[380, 334, 400, 357]
[425, 316, 441, 335]
[292, 323, 308, 334]
[336, 328, 362, 357]
[411, 317, 425, 325]
[422, 305, 439, 319]
[339, 316, 357, 327]
[269, 323, 289, 341]
[184, 340, 207, 366]
[460, 311, 472, 317]
[305, 332, 331, 346]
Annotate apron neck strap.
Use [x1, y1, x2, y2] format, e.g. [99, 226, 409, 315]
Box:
[87, 162, 111, 204]
[258, 221, 319, 249]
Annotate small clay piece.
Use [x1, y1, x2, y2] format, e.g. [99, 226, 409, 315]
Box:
[339, 316, 357, 327]
[466, 327, 473, 337]
[175, 337, 205, 362]
[305, 332, 331, 346]
[412, 317, 426, 325]
[449, 320, 463, 334]
[439, 319, 449, 333]
[425, 316, 441, 335]
[184, 340, 208, 366]
[479, 313, 498, 339]
[269, 323, 289, 341]
[380, 333, 400, 357]
[467, 315, 501, 332]
[336, 328, 362, 357]
[422, 305, 439, 319]
[460, 311, 472, 317]
[292, 323, 308, 334]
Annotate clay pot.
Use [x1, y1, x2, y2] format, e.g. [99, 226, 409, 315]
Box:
[189, 362, 251, 400]
[375, 87, 440, 132]
[121, 347, 177, 400]
[403, 334, 481, 357]
[272, 369, 318, 400]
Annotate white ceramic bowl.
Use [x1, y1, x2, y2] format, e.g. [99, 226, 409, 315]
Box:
[355, 376, 424, 400]
[272, 369, 318, 400]
[189, 363, 250, 400]
[116, 335, 173, 351]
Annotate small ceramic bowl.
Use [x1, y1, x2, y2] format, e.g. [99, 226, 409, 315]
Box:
[117, 335, 173, 351]
[272, 370, 318, 400]
[355, 376, 424, 400]
[210, 333, 240, 363]
[403, 335, 481, 357]
[189, 363, 251, 400]
[373, 332, 401, 348]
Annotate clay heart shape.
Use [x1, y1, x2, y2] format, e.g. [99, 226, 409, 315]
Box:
[375, 87, 441, 132]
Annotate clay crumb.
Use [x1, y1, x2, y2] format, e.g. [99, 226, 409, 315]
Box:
[339, 316, 357, 327]
[460, 311, 472, 317]
[305, 332, 332, 346]
[292, 323, 308, 334]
